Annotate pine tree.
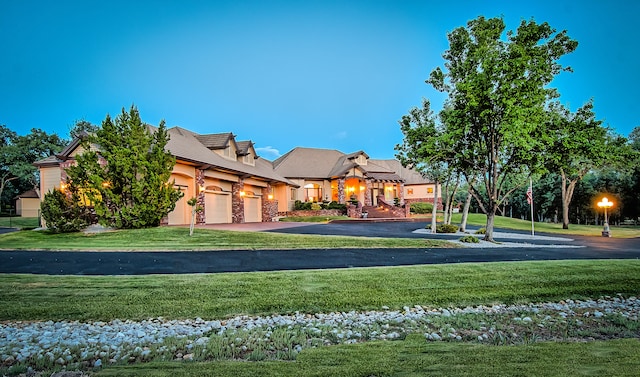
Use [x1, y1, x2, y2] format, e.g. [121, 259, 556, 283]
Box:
[66, 106, 183, 228]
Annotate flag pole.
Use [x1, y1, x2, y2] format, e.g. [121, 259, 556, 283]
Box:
[529, 178, 535, 237]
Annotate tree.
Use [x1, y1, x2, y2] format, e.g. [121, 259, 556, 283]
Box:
[396, 98, 452, 233]
[65, 106, 183, 229]
[545, 100, 610, 228]
[426, 16, 578, 241]
[69, 119, 99, 139]
[0, 125, 66, 209]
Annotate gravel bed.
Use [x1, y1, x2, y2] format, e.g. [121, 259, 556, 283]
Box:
[2, 296, 638, 374]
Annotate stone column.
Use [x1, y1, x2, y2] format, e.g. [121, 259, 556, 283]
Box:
[196, 169, 206, 224]
[364, 179, 373, 206]
[261, 185, 278, 222]
[338, 178, 346, 204]
[398, 182, 405, 205]
[232, 180, 245, 223]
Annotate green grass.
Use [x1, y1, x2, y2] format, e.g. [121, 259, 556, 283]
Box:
[95, 338, 640, 377]
[449, 213, 640, 238]
[0, 216, 39, 229]
[2, 260, 638, 322]
[0, 226, 452, 251]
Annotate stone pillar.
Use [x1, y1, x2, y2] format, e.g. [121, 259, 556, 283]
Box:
[261, 185, 278, 222]
[196, 169, 206, 224]
[364, 180, 373, 206]
[398, 182, 405, 205]
[338, 178, 346, 204]
[232, 180, 245, 223]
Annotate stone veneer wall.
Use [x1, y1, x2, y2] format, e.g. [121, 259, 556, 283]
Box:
[346, 203, 363, 218]
[364, 180, 372, 206]
[375, 195, 410, 217]
[231, 181, 245, 223]
[261, 186, 278, 222]
[337, 178, 345, 203]
[278, 209, 344, 217]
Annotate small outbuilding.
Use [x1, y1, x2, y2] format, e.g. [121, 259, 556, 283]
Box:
[14, 189, 40, 217]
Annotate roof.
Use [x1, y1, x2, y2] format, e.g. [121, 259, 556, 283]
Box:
[272, 147, 347, 178]
[15, 189, 40, 199]
[195, 133, 234, 150]
[165, 127, 294, 185]
[272, 147, 430, 184]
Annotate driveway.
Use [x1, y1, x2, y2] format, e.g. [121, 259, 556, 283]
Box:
[0, 221, 638, 275]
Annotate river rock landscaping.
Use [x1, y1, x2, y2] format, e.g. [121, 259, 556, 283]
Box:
[1, 295, 638, 375]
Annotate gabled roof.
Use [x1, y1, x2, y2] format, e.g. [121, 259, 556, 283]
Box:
[165, 127, 293, 185]
[235, 141, 255, 157]
[272, 147, 346, 179]
[195, 133, 234, 150]
[14, 189, 40, 199]
[369, 159, 429, 185]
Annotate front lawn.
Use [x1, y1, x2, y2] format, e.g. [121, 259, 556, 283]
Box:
[448, 213, 640, 238]
[0, 226, 453, 251]
[1, 260, 639, 376]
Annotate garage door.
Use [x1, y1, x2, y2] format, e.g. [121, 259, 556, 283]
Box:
[205, 192, 232, 224]
[244, 196, 262, 223]
[168, 189, 188, 225]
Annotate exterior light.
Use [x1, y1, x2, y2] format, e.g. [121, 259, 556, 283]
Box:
[198, 185, 205, 193]
[268, 194, 274, 200]
[597, 197, 614, 237]
[240, 191, 246, 197]
[359, 186, 365, 191]
[102, 181, 110, 188]
[60, 182, 67, 191]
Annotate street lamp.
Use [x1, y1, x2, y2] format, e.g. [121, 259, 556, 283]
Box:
[597, 197, 613, 237]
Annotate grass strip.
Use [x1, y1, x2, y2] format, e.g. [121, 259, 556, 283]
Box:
[93, 338, 640, 377]
[1, 260, 639, 322]
[448, 213, 640, 238]
[0, 226, 451, 251]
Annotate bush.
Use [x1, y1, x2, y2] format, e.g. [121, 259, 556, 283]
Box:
[40, 189, 92, 233]
[410, 202, 433, 214]
[459, 235, 480, 243]
[322, 201, 346, 211]
[294, 200, 312, 210]
[311, 203, 322, 211]
[475, 227, 486, 235]
[436, 224, 459, 233]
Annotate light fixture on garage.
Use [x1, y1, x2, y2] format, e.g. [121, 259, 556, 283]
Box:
[240, 191, 246, 197]
[268, 194, 274, 200]
[198, 185, 205, 193]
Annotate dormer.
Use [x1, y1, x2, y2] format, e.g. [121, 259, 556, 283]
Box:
[346, 151, 369, 166]
[236, 140, 259, 166]
[195, 133, 237, 161]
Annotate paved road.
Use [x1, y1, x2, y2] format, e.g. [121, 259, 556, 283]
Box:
[0, 222, 638, 275]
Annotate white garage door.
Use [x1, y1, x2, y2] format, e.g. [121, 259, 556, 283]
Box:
[168, 188, 189, 225]
[244, 196, 262, 223]
[205, 192, 232, 224]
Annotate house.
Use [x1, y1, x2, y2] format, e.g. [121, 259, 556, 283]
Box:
[34, 127, 437, 225]
[35, 126, 296, 226]
[14, 189, 40, 217]
[271, 147, 439, 214]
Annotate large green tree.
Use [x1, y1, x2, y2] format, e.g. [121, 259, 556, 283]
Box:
[424, 16, 577, 241]
[544, 100, 611, 229]
[65, 106, 183, 228]
[0, 125, 66, 209]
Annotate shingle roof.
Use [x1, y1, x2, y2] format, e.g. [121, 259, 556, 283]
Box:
[272, 147, 347, 178]
[165, 127, 293, 185]
[236, 141, 253, 156]
[369, 159, 429, 185]
[194, 133, 233, 150]
[14, 189, 40, 199]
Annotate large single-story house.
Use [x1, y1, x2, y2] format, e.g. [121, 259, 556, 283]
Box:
[34, 126, 438, 225]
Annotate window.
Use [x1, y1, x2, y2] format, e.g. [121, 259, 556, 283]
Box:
[303, 183, 322, 202]
[407, 188, 414, 195]
[290, 187, 297, 201]
[427, 187, 434, 193]
[243, 154, 255, 166]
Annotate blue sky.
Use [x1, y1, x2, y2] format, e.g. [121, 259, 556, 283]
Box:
[1, 0, 638, 160]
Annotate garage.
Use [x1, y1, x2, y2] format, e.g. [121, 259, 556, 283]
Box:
[205, 191, 232, 224]
[244, 195, 262, 223]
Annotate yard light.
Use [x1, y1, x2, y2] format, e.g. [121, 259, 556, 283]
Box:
[597, 197, 614, 237]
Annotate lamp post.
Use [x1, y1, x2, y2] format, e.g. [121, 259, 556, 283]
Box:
[597, 197, 613, 237]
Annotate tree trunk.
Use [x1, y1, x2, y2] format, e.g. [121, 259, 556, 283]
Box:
[484, 211, 495, 242]
[431, 180, 439, 233]
[442, 179, 450, 225]
[459, 189, 473, 233]
[560, 169, 579, 230]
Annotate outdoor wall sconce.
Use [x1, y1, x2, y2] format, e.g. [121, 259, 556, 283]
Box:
[240, 191, 246, 197]
[198, 185, 205, 193]
[268, 194, 274, 200]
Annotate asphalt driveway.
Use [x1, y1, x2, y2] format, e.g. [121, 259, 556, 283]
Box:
[0, 221, 638, 275]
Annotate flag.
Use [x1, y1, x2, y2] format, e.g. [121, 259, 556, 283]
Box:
[526, 183, 533, 205]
